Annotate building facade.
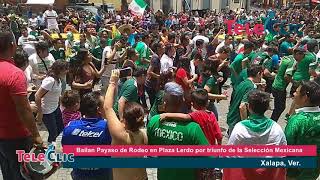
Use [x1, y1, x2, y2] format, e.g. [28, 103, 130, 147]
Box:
[149, 0, 228, 13]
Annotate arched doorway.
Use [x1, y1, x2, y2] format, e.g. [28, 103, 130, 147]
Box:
[162, 0, 171, 14]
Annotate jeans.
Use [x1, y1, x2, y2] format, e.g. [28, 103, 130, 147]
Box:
[265, 77, 274, 94]
[43, 107, 64, 143]
[138, 85, 148, 109]
[0, 137, 32, 180]
[208, 102, 219, 121]
[271, 88, 287, 122]
[145, 85, 157, 107]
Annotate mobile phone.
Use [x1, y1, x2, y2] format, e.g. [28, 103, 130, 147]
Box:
[119, 67, 133, 78]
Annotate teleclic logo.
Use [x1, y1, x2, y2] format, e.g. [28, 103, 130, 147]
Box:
[16, 145, 74, 163]
[225, 19, 303, 36]
[225, 20, 264, 36]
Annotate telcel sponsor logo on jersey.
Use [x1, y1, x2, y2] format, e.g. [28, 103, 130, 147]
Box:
[72, 128, 103, 138]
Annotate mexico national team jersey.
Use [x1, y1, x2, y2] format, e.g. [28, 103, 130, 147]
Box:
[147, 114, 209, 180]
[227, 79, 256, 132]
[62, 118, 112, 178]
[285, 106, 320, 179]
[272, 55, 295, 91]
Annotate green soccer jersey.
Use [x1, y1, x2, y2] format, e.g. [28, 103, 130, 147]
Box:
[251, 51, 269, 65]
[205, 76, 219, 94]
[148, 90, 165, 120]
[309, 53, 318, 71]
[285, 107, 320, 180]
[227, 79, 256, 131]
[29, 31, 39, 37]
[265, 32, 276, 43]
[147, 114, 209, 180]
[135, 41, 150, 69]
[230, 52, 255, 88]
[230, 53, 245, 87]
[272, 55, 295, 91]
[113, 78, 139, 114]
[293, 52, 316, 82]
[91, 46, 103, 60]
[50, 48, 65, 61]
[260, 53, 273, 72]
[198, 74, 210, 88]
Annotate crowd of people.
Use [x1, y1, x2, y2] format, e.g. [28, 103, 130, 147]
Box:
[0, 3, 320, 180]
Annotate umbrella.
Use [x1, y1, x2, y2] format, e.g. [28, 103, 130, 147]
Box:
[192, 35, 209, 44]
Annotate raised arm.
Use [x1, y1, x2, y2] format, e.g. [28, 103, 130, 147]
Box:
[104, 70, 129, 142]
[160, 113, 191, 122]
[204, 85, 227, 101]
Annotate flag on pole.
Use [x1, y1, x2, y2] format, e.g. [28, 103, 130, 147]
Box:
[129, 0, 147, 16]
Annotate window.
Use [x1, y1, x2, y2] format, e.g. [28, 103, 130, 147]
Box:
[234, 0, 240, 3]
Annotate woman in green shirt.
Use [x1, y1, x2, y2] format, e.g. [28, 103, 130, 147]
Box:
[199, 60, 227, 120]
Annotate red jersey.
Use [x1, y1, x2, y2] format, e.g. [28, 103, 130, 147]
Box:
[175, 68, 190, 91]
[0, 59, 31, 139]
[189, 110, 222, 145]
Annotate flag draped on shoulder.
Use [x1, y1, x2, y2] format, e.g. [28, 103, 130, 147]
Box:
[129, 0, 147, 16]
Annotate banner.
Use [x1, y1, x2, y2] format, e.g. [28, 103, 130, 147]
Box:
[63, 157, 317, 168]
[63, 145, 317, 157]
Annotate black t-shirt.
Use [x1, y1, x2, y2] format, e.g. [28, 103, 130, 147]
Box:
[188, 21, 196, 30]
[145, 54, 161, 88]
[174, 46, 187, 67]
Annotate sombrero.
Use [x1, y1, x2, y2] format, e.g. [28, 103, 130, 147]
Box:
[118, 24, 133, 35]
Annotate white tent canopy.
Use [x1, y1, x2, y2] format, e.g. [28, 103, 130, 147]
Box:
[26, 0, 55, 5]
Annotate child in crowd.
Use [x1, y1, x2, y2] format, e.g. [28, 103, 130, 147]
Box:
[61, 90, 81, 127]
[160, 88, 222, 145]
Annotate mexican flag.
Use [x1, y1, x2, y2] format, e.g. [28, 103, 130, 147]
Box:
[129, 0, 147, 16]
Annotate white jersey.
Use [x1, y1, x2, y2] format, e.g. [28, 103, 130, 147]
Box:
[44, 10, 58, 29]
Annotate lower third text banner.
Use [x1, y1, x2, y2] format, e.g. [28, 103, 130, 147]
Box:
[62, 157, 317, 168]
[63, 145, 316, 157]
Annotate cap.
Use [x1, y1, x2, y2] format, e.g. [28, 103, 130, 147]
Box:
[164, 82, 184, 96]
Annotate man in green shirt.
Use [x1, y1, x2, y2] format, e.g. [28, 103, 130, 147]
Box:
[270, 49, 305, 121]
[135, 33, 151, 70]
[227, 65, 263, 134]
[229, 41, 255, 88]
[252, 46, 278, 93]
[288, 47, 316, 116]
[90, 38, 107, 70]
[279, 35, 295, 57]
[285, 81, 320, 180]
[147, 82, 209, 180]
[50, 39, 65, 61]
[308, 40, 320, 84]
[114, 68, 146, 121]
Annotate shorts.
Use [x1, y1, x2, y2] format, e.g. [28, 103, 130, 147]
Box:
[47, 24, 59, 32]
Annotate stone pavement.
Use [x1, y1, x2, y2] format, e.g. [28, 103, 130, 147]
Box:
[1, 84, 319, 180]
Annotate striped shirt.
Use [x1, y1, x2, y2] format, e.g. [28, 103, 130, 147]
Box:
[62, 109, 81, 127]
